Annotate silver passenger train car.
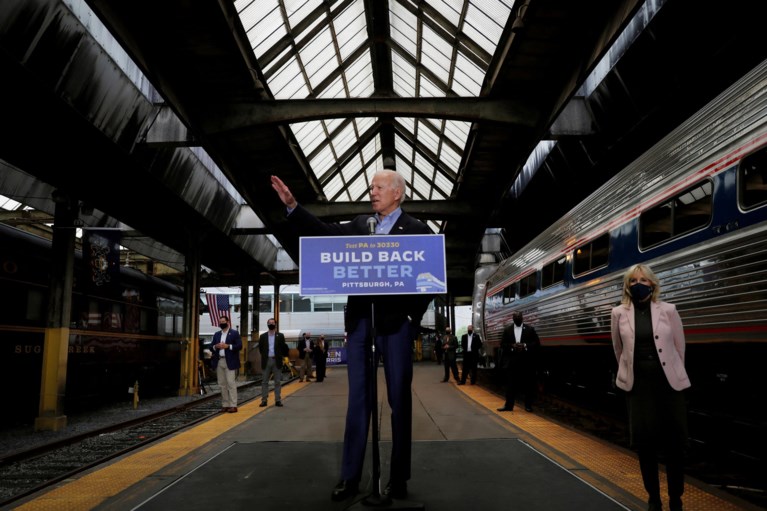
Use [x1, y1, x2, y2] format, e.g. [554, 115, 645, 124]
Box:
[480, 59, 767, 465]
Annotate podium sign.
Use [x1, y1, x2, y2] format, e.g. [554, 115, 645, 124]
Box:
[299, 234, 447, 296]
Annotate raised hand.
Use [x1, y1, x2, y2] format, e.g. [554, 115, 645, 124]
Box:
[271, 175, 298, 209]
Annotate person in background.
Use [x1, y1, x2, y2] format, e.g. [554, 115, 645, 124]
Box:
[258, 318, 288, 407]
[459, 324, 483, 385]
[441, 327, 460, 383]
[497, 311, 539, 412]
[211, 315, 242, 413]
[434, 334, 444, 364]
[611, 263, 690, 511]
[314, 334, 328, 382]
[271, 171, 434, 502]
[298, 331, 315, 382]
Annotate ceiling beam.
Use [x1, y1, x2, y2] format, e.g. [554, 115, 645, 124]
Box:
[201, 98, 539, 133]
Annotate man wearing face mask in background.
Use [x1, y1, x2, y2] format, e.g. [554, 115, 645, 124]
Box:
[258, 318, 289, 407]
[497, 311, 540, 412]
[211, 315, 242, 413]
[459, 324, 483, 385]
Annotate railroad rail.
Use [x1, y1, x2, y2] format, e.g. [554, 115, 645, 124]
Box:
[0, 380, 271, 507]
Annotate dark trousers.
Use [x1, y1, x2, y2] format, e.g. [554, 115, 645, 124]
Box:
[443, 355, 459, 381]
[315, 358, 326, 381]
[629, 359, 688, 506]
[341, 319, 413, 484]
[501, 362, 535, 409]
[638, 446, 685, 505]
[461, 351, 478, 384]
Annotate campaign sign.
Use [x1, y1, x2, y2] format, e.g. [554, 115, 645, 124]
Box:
[299, 234, 447, 296]
[326, 347, 347, 365]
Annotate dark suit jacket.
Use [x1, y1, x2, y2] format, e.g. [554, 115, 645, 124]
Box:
[499, 323, 540, 370]
[297, 338, 315, 359]
[442, 334, 458, 361]
[460, 332, 483, 354]
[211, 328, 242, 370]
[313, 341, 328, 363]
[258, 331, 289, 370]
[287, 205, 434, 334]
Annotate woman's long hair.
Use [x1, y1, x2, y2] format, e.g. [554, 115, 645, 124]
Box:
[620, 263, 661, 305]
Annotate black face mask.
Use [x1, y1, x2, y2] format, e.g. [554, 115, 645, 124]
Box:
[267, 324, 276, 330]
[630, 283, 653, 303]
[513, 318, 522, 327]
[219, 323, 227, 329]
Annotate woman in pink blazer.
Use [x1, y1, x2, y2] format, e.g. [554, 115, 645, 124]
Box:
[611, 264, 690, 511]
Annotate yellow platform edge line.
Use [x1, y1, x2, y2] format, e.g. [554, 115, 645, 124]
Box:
[15, 381, 307, 511]
[454, 382, 750, 511]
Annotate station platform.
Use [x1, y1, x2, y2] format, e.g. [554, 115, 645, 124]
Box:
[9, 364, 755, 511]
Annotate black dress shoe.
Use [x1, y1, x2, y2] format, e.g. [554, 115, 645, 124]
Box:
[383, 481, 408, 499]
[497, 406, 514, 412]
[259, 401, 267, 407]
[275, 401, 283, 407]
[525, 406, 533, 412]
[331, 480, 358, 502]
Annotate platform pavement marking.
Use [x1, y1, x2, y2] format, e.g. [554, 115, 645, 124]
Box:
[15, 381, 308, 511]
[454, 382, 751, 511]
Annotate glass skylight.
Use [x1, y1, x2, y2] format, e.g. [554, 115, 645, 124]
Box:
[236, 0, 516, 231]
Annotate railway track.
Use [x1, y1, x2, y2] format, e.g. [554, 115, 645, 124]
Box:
[0, 380, 271, 507]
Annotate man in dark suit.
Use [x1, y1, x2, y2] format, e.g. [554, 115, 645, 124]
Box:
[258, 317, 289, 407]
[297, 331, 315, 382]
[441, 327, 460, 382]
[459, 324, 483, 385]
[271, 171, 434, 501]
[210, 315, 242, 413]
[313, 334, 328, 382]
[497, 311, 540, 412]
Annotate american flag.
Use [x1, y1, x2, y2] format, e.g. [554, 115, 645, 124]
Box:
[206, 293, 230, 326]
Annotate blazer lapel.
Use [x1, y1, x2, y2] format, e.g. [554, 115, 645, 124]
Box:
[651, 301, 661, 334]
[625, 303, 636, 336]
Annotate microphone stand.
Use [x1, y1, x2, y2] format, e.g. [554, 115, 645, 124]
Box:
[346, 219, 425, 511]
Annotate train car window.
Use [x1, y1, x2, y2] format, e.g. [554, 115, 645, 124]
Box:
[639, 180, 713, 249]
[738, 146, 767, 209]
[573, 233, 610, 276]
[293, 296, 311, 312]
[259, 295, 272, 313]
[25, 289, 44, 321]
[104, 303, 123, 331]
[158, 314, 173, 335]
[279, 293, 293, 313]
[502, 282, 516, 304]
[139, 309, 150, 332]
[519, 272, 537, 298]
[83, 299, 100, 328]
[541, 258, 566, 288]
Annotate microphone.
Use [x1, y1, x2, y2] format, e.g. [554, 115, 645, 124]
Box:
[367, 216, 377, 235]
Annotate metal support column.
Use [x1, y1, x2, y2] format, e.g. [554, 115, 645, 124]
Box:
[35, 193, 77, 431]
[239, 284, 249, 379]
[180, 242, 200, 396]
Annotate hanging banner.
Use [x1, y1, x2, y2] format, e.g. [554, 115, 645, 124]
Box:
[82, 229, 121, 291]
[299, 234, 447, 296]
